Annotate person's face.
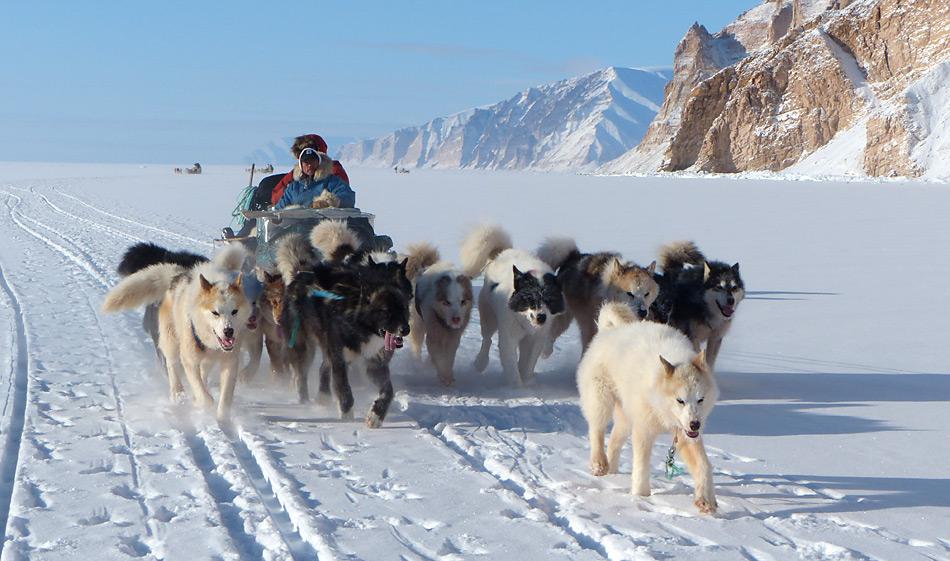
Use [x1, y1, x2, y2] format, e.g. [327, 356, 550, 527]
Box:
[300, 159, 318, 176]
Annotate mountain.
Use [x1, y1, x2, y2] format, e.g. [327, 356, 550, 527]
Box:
[602, 0, 950, 179]
[337, 67, 670, 171]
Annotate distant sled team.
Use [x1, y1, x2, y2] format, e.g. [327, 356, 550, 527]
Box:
[102, 219, 743, 513]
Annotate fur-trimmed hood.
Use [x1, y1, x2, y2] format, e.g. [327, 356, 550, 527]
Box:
[292, 154, 334, 182]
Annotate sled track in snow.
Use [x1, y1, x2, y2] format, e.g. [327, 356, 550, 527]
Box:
[4, 188, 316, 560]
[51, 186, 212, 248]
[406, 408, 611, 560]
[0, 261, 29, 543]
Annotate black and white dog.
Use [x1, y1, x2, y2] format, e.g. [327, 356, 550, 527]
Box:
[461, 225, 564, 385]
[651, 241, 744, 370]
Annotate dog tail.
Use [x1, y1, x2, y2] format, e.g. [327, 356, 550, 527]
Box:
[596, 301, 639, 330]
[536, 237, 579, 271]
[460, 224, 512, 277]
[211, 243, 248, 273]
[658, 241, 705, 277]
[102, 263, 182, 313]
[310, 220, 361, 262]
[404, 242, 440, 280]
[276, 233, 320, 285]
[117, 242, 207, 277]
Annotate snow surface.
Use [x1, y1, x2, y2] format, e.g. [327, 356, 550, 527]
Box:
[1, 163, 949, 560]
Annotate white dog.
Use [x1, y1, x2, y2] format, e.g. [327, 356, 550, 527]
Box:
[405, 243, 474, 385]
[577, 302, 720, 514]
[103, 245, 251, 420]
[461, 225, 564, 385]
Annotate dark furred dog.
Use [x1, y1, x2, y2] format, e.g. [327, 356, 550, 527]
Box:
[537, 237, 658, 357]
[285, 256, 412, 426]
[651, 241, 744, 369]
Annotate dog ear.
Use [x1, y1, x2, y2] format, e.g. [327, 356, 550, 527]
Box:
[659, 355, 676, 377]
[646, 260, 657, 275]
[398, 257, 409, 271]
[199, 275, 213, 292]
[703, 262, 711, 282]
[692, 350, 709, 373]
[731, 262, 740, 273]
[512, 265, 526, 289]
[264, 271, 282, 284]
[232, 272, 244, 291]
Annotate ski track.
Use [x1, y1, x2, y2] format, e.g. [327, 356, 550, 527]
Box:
[0, 184, 309, 560]
[0, 260, 29, 547]
[0, 179, 944, 560]
[50, 185, 212, 249]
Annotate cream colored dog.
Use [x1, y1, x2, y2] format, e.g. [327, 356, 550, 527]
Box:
[577, 302, 720, 514]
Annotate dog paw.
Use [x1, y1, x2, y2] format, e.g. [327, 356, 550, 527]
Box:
[315, 392, 333, 406]
[339, 409, 354, 421]
[437, 373, 455, 386]
[694, 496, 718, 515]
[365, 412, 382, 429]
[473, 353, 488, 373]
[590, 458, 609, 476]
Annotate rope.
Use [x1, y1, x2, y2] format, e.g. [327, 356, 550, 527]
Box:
[229, 184, 256, 228]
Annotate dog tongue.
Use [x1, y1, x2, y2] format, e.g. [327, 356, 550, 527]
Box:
[384, 332, 404, 352]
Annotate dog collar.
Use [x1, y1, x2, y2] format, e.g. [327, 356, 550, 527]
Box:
[191, 322, 207, 352]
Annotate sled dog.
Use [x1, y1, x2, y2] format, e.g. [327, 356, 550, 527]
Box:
[651, 241, 744, 369]
[578, 302, 719, 514]
[537, 237, 657, 357]
[104, 244, 251, 420]
[118, 242, 264, 382]
[461, 225, 564, 385]
[404, 242, 473, 386]
[280, 221, 412, 427]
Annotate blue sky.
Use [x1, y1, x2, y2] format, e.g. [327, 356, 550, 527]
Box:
[0, 1, 754, 164]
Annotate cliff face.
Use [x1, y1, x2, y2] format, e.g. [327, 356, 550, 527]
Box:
[605, 0, 950, 179]
[600, 0, 794, 173]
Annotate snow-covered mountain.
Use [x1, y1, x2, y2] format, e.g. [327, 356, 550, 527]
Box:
[602, 0, 950, 180]
[337, 67, 670, 171]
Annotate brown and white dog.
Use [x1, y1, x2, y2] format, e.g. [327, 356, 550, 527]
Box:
[103, 245, 251, 420]
[537, 237, 658, 357]
[404, 242, 474, 386]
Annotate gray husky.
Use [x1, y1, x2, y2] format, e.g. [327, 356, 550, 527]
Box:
[651, 241, 744, 370]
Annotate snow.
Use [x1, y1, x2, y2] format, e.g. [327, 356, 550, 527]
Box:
[337, 67, 670, 171]
[906, 60, 950, 179]
[1, 163, 949, 560]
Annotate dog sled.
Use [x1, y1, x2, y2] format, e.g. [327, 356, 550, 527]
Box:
[233, 207, 389, 269]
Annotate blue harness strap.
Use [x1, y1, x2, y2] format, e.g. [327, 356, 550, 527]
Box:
[288, 289, 345, 349]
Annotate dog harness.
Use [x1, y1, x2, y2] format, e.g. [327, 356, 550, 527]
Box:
[287, 288, 346, 349]
[191, 322, 207, 352]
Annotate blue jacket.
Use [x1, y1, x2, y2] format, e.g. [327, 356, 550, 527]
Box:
[274, 174, 356, 210]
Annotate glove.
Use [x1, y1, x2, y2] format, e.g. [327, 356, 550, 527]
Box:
[311, 191, 341, 209]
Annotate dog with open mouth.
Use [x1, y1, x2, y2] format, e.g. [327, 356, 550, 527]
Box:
[650, 241, 744, 370]
[403, 242, 474, 386]
[278, 220, 412, 427]
[578, 301, 720, 514]
[103, 243, 251, 420]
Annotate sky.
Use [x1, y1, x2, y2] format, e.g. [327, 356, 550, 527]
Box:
[0, 1, 755, 165]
